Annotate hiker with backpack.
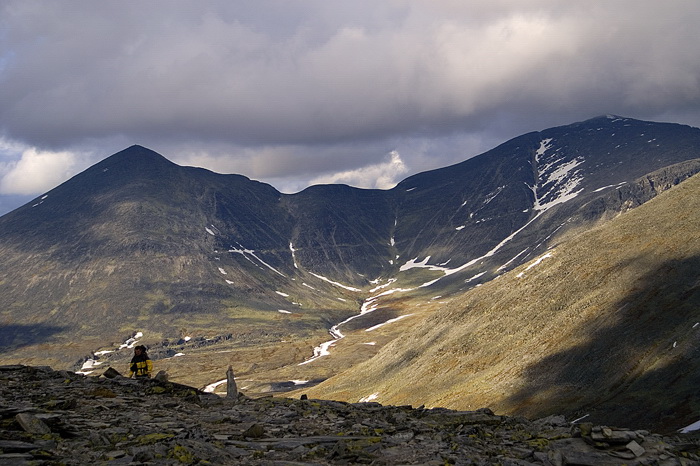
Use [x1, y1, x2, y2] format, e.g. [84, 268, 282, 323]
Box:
[128, 345, 153, 378]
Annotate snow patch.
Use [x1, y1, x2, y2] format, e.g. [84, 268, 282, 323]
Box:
[289, 242, 299, 269]
[298, 339, 336, 365]
[77, 358, 104, 375]
[531, 138, 585, 212]
[299, 293, 388, 365]
[365, 314, 414, 331]
[680, 419, 700, 433]
[229, 242, 286, 277]
[517, 252, 553, 278]
[465, 272, 486, 283]
[483, 186, 505, 205]
[309, 272, 361, 292]
[498, 248, 530, 271]
[369, 278, 396, 293]
[593, 181, 627, 193]
[203, 379, 227, 393]
[359, 393, 379, 402]
[119, 332, 143, 350]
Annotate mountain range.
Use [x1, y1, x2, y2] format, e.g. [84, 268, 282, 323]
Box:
[1, 115, 700, 433]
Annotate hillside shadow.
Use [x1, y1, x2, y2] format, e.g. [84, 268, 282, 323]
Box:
[0, 323, 68, 351]
[503, 255, 700, 433]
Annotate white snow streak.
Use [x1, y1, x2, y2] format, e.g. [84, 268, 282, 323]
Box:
[483, 186, 505, 205]
[593, 181, 627, 192]
[203, 379, 227, 393]
[229, 242, 286, 277]
[80, 332, 145, 374]
[680, 419, 700, 433]
[119, 332, 143, 350]
[299, 295, 385, 365]
[395, 139, 583, 287]
[516, 252, 553, 278]
[531, 138, 584, 212]
[369, 278, 396, 293]
[289, 242, 299, 268]
[308, 272, 361, 292]
[465, 272, 486, 283]
[365, 314, 414, 331]
[359, 393, 379, 402]
[498, 248, 530, 271]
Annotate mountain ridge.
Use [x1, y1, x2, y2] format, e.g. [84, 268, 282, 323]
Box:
[2, 115, 700, 432]
[300, 169, 700, 432]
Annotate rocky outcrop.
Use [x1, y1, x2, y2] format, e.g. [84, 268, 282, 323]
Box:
[1, 365, 698, 465]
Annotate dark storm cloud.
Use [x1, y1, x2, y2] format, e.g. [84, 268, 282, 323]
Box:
[1, 0, 700, 208]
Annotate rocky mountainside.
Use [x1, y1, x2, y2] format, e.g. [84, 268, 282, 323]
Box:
[2, 115, 700, 434]
[2, 116, 699, 357]
[302, 168, 700, 434]
[2, 364, 699, 465]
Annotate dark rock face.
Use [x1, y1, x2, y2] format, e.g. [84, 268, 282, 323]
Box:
[1, 365, 698, 465]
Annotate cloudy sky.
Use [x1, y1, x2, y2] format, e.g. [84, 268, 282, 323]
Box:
[1, 1, 700, 215]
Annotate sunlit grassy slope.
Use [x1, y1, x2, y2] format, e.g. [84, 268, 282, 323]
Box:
[302, 172, 700, 433]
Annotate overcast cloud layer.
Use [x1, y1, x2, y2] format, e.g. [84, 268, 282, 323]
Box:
[1, 1, 700, 214]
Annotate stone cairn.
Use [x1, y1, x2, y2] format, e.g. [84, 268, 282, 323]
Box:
[226, 365, 237, 401]
[1, 364, 699, 465]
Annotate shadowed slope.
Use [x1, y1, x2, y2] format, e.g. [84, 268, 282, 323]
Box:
[302, 172, 700, 433]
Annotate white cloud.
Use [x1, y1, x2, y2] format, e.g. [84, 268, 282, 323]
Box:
[310, 150, 408, 190]
[0, 146, 78, 195]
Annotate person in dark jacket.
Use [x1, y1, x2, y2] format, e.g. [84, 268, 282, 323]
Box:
[128, 345, 153, 378]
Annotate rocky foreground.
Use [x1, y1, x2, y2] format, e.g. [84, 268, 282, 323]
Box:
[1, 365, 699, 465]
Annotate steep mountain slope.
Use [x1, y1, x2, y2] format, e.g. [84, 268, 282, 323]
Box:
[1, 115, 700, 402]
[388, 116, 700, 290]
[0, 146, 360, 365]
[302, 171, 700, 433]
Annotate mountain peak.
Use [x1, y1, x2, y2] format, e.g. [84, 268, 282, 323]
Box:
[580, 114, 629, 124]
[105, 144, 173, 164]
[89, 144, 179, 178]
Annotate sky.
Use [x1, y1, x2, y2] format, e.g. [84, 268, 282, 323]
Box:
[1, 1, 700, 215]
